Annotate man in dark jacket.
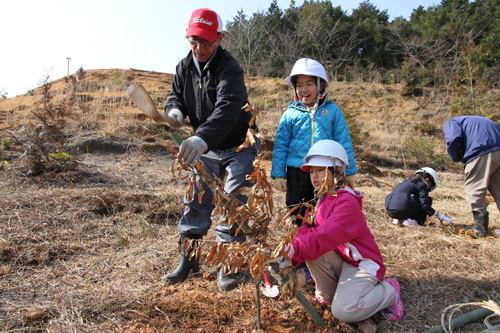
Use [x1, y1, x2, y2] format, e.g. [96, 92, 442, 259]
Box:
[444, 115, 500, 236]
[161, 8, 259, 290]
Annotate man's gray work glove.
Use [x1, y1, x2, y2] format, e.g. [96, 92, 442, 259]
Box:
[167, 108, 184, 129]
[179, 136, 207, 166]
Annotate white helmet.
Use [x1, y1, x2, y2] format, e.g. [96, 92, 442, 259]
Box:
[285, 58, 328, 88]
[301, 140, 348, 175]
[416, 167, 438, 191]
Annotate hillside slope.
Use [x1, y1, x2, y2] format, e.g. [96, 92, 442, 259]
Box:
[0, 69, 499, 332]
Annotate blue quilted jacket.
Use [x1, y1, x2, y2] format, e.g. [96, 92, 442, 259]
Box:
[271, 95, 357, 179]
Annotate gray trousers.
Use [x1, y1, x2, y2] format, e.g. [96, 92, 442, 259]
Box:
[306, 250, 395, 323]
[178, 141, 259, 243]
[465, 149, 500, 213]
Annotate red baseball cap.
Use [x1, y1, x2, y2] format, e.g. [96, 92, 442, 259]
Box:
[185, 8, 223, 42]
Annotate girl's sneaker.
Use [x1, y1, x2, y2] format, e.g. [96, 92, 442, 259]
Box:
[392, 219, 402, 225]
[402, 218, 420, 227]
[311, 296, 331, 305]
[384, 278, 404, 321]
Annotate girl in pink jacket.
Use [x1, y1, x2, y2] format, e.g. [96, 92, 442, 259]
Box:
[285, 140, 404, 322]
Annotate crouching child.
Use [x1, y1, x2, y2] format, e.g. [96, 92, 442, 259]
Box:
[385, 167, 453, 227]
[284, 140, 404, 322]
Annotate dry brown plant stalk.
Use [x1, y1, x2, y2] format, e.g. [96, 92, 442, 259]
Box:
[167, 104, 305, 297]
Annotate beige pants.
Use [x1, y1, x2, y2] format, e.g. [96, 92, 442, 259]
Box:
[306, 250, 396, 322]
[465, 150, 500, 213]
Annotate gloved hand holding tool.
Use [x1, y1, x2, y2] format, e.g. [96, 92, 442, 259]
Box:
[166, 108, 184, 129]
[266, 244, 294, 285]
[266, 257, 291, 284]
[266, 256, 286, 285]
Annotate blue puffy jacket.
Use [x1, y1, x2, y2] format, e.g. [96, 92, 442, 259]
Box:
[444, 116, 500, 165]
[271, 95, 357, 178]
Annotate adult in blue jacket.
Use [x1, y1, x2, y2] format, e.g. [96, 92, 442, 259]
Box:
[444, 115, 500, 236]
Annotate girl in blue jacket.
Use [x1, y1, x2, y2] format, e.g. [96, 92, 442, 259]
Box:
[271, 58, 357, 226]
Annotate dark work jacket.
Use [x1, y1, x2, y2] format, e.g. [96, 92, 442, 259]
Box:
[165, 46, 256, 150]
[385, 179, 435, 217]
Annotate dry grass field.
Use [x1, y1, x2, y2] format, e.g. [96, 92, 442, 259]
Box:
[1, 69, 499, 332]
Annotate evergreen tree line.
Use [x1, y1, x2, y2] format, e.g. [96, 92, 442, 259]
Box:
[222, 0, 500, 89]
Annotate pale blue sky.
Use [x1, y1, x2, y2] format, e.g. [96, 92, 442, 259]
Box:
[1, 0, 438, 97]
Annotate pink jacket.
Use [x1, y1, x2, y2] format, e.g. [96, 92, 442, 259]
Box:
[291, 187, 386, 281]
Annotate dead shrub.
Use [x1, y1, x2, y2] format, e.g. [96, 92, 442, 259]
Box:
[22, 75, 77, 176]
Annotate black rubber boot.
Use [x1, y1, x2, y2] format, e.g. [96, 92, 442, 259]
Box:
[162, 235, 200, 283]
[472, 211, 489, 236]
[217, 267, 237, 291]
